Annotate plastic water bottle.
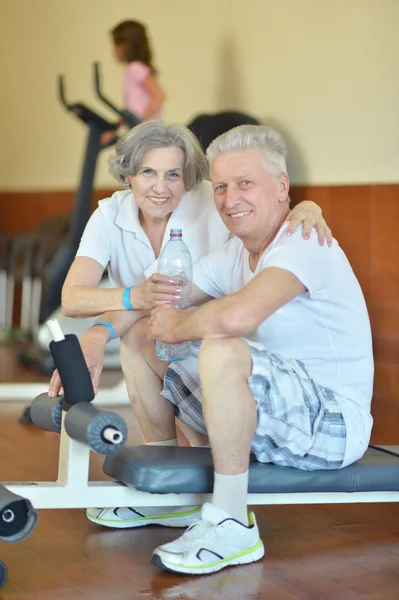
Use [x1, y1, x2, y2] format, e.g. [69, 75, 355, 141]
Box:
[156, 228, 193, 362]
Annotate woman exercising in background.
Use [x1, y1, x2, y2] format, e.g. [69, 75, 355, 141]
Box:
[102, 19, 165, 146]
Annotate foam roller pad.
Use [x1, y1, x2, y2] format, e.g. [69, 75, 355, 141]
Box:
[30, 393, 63, 433]
[64, 403, 127, 454]
[49, 334, 94, 405]
[0, 487, 38, 543]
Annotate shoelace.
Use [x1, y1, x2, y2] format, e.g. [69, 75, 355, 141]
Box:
[181, 519, 217, 544]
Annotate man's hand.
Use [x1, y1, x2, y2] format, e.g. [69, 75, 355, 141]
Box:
[48, 326, 107, 397]
[148, 305, 188, 343]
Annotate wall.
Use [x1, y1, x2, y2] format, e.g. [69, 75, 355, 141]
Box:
[0, 15, 7, 187]
[226, 0, 399, 185]
[0, 0, 228, 191]
[0, 0, 398, 191]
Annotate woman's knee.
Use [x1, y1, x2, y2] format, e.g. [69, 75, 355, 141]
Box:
[120, 317, 149, 355]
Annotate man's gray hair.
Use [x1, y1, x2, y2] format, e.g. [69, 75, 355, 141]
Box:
[206, 125, 288, 180]
[109, 121, 207, 190]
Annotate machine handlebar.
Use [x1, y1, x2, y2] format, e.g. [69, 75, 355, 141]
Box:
[93, 62, 141, 128]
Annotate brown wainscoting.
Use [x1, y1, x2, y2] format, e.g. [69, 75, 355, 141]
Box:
[1, 184, 399, 443]
[291, 184, 399, 444]
[0, 188, 117, 235]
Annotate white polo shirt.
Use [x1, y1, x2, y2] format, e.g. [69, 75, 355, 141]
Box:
[76, 180, 230, 286]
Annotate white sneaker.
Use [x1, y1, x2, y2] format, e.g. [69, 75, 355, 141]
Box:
[85, 506, 201, 529]
[152, 503, 264, 575]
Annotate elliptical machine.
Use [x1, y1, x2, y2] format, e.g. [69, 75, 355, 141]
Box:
[17, 70, 139, 377]
[41, 74, 118, 322]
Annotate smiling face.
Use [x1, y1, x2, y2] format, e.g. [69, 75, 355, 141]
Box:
[126, 146, 186, 222]
[210, 147, 290, 243]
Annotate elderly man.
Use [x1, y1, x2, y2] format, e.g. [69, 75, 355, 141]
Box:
[133, 125, 374, 574]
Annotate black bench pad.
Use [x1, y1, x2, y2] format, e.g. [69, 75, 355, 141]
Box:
[103, 445, 399, 495]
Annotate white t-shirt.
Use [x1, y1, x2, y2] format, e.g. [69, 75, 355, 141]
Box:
[194, 222, 374, 467]
[76, 181, 230, 286]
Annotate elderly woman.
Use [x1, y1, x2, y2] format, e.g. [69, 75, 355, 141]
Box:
[48, 120, 331, 528]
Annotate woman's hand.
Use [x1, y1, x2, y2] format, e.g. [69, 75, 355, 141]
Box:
[48, 327, 107, 398]
[131, 273, 185, 310]
[287, 201, 332, 246]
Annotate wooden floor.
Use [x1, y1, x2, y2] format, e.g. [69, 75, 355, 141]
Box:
[0, 344, 399, 599]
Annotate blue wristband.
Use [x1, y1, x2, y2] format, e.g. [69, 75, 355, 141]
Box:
[123, 286, 134, 310]
[93, 321, 115, 343]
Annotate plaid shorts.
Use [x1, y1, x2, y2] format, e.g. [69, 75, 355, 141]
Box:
[161, 340, 347, 471]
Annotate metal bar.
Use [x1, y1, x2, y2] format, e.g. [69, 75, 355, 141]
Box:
[57, 415, 91, 486]
[1, 482, 398, 510]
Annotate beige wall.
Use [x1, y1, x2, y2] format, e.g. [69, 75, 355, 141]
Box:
[1, 0, 398, 190]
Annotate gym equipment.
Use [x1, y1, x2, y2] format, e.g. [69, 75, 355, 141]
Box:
[5, 318, 399, 519]
[3, 320, 130, 509]
[28, 318, 127, 451]
[30, 394, 63, 433]
[0, 235, 15, 338]
[187, 110, 260, 152]
[104, 444, 399, 499]
[15, 73, 117, 373]
[93, 62, 140, 128]
[0, 216, 72, 344]
[2, 319, 399, 583]
[0, 486, 38, 588]
[39, 75, 116, 322]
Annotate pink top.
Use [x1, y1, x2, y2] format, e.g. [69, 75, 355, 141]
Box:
[123, 61, 163, 120]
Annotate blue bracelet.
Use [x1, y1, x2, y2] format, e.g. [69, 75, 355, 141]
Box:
[123, 286, 134, 310]
[93, 321, 115, 342]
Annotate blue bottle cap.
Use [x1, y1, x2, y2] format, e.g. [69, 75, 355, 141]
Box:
[170, 228, 182, 236]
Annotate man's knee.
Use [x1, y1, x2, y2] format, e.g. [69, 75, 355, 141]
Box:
[198, 338, 252, 384]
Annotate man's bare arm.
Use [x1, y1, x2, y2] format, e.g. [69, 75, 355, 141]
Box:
[148, 268, 306, 343]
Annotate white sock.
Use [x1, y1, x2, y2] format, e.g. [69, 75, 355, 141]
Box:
[212, 471, 249, 526]
[146, 439, 178, 446]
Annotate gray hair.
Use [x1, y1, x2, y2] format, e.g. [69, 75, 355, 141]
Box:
[109, 121, 207, 191]
[206, 125, 288, 180]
